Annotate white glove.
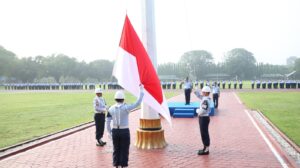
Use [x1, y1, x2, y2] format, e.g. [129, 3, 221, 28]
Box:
[196, 108, 204, 116]
[196, 108, 200, 115]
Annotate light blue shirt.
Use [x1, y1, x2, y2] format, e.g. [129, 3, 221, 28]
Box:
[93, 96, 106, 113]
[194, 90, 211, 117]
[212, 86, 220, 95]
[106, 92, 144, 133]
[184, 81, 192, 89]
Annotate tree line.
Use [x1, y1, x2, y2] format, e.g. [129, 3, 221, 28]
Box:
[0, 45, 299, 83]
[158, 49, 299, 80]
[0, 46, 113, 83]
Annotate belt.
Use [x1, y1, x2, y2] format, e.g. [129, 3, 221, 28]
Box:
[113, 126, 129, 129]
[95, 112, 105, 114]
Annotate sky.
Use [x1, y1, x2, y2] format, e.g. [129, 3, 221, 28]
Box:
[0, 0, 299, 65]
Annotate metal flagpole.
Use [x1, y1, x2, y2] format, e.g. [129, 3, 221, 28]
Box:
[135, 0, 167, 149]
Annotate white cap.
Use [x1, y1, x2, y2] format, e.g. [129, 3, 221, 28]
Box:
[95, 88, 103, 94]
[114, 90, 125, 99]
[202, 86, 211, 93]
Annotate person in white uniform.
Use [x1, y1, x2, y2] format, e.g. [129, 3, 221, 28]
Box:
[194, 86, 212, 155]
[93, 88, 108, 146]
[106, 85, 144, 168]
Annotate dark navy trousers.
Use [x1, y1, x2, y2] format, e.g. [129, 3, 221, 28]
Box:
[112, 128, 130, 167]
[184, 88, 191, 104]
[213, 93, 219, 108]
[199, 117, 210, 147]
[94, 113, 105, 140]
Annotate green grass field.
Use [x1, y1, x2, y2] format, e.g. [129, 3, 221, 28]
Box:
[0, 90, 180, 148]
[238, 92, 300, 146]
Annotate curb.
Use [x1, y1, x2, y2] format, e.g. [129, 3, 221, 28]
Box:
[256, 110, 300, 153]
[0, 121, 94, 160]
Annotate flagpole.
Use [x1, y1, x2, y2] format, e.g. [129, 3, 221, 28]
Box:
[135, 0, 167, 149]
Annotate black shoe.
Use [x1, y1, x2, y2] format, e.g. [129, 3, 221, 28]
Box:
[100, 140, 106, 145]
[198, 146, 209, 155]
[197, 149, 209, 155]
[96, 140, 106, 146]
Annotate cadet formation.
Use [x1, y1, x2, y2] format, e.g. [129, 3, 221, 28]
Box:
[2, 82, 123, 90]
[3, 80, 300, 91]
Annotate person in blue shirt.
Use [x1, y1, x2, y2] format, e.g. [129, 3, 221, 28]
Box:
[212, 82, 220, 108]
[228, 80, 231, 89]
[222, 80, 226, 89]
[106, 85, 144, 168]
[183, 77, 193, 105]
[93, 88, 108, 146]
[194, 86, 212, 155]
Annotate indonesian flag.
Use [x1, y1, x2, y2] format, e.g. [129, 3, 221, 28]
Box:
[113, 15, 172, 125]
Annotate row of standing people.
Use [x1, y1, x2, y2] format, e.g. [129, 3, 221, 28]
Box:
[162, 80, 244, 90]
[2, 82, 123, 90]
[4, 80, 299, 91]
[162, 80, 300, 90]
[251, 80, 300, 89]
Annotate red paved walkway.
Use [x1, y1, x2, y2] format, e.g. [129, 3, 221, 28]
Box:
[0, 91, 294, 167]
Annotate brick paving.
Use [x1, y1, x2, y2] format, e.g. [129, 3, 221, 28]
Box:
[0, 91, 295, 168]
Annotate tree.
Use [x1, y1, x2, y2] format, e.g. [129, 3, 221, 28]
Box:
[42, 54, 78, 82]
[88, 60, 114, 81]
[158, 63, 177, 76]
[15, 57, 42, 82]
[286, 56, 298, 67]
[0, 46, 18, 78]
[179, 50, 214, 80]
[34, 76, 57, 83]
[225, 48, 256, 79]
[255, 63, 289, 78]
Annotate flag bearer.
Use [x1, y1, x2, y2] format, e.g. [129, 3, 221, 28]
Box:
[194, 86, 212, 155]
[106, 85, 144, 168]
[93, 88, 107, 146]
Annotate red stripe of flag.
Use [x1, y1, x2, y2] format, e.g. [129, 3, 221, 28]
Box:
[119, 15, 163, 104]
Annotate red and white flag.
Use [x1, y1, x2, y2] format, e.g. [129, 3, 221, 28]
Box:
[113, 15, 171, 125]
